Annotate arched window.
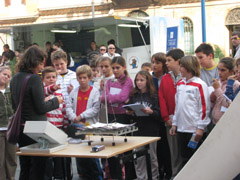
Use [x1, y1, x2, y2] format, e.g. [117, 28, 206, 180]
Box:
[225, 8, 240, 26]
[127, 10, 149, 18]
[183, 17, 194, 55]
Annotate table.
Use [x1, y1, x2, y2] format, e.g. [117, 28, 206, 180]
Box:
[17, 136, 160, 179]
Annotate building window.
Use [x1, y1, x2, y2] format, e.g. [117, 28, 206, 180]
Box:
[183, 17, 194, 55]
[225, 8, 240, 26]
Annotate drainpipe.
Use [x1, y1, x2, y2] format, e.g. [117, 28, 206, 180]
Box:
[201, 0, 206, 42]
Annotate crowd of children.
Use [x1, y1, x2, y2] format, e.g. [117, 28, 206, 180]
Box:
[1, 42, 240, 180]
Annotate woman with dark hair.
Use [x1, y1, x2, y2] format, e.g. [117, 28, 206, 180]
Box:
[10, 45, 61, 180]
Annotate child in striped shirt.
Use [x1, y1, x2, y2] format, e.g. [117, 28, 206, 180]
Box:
[42, 66, 68, 180]
[43, 66, 68, 130]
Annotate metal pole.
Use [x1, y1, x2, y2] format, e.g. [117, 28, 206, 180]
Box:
[0, 36, 5, 44]
[115, 19, 119, 47]
[201, 0, 206, 42]
[104, 76, 109, 125]
[136, 21, 151, 58]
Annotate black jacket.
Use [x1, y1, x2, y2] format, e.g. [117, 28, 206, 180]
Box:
[128, 92, 161, 136]
[10, 72, 59, 124]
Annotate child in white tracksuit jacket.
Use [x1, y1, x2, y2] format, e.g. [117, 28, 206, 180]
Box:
[170, 56, 210, 167]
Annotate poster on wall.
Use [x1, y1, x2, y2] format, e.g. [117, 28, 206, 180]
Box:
[127, 54, 142, 73]
[122, 45, 151, 79]
[166, 26, 178, 52]
[150, 16, 184, 55]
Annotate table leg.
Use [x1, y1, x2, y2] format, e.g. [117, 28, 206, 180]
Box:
[112, 136, 115, 146]
[122, 145, 152, 180]
[88, 135, 91, 146]
[145, 144, 152, 180]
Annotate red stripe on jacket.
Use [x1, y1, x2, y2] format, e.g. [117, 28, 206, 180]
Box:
[185, 82, 206, 120]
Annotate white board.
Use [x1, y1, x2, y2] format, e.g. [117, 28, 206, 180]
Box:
[23, 121, 67, 145]
[175, 93, 240, 180]
[20, 143, 67, 154]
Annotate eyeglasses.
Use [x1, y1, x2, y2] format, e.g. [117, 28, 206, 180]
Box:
[108, 48, 115, 50]
[231, 37, 240, 40]
[100, 49, 106, 51]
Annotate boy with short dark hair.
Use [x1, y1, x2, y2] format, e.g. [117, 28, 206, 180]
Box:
[195, 43, 218, 86]
[66, 65, 102, 179]
[89, 60, 101, 85]
[45, 41, 54, 66]
[141, 62, 152, 73]
[159, 48, 184, 179]
[1, 52, 11, 66]
[232, 31, 240, 59]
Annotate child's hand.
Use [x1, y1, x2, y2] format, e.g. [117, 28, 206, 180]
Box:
[125, 99, 129, 104]
[227, 101, 232, 107]
[54, 84, 61, 91]
[212, 79, 220, 89]
[228, 74, 237, 80]
[165, 119, 172, 127]
[76, 122, 85, 125]
[169, 126, 176, 135]
[74, 115, 81, 123]
[100, 80, 104, 91]
[210, 92, 217, 103]
[141, 107, 153, 114]
[56, 96, 63, 104]
[194, 128, 204, 142]
[67, 84, 74, 94]
[44, 95, 52, 102]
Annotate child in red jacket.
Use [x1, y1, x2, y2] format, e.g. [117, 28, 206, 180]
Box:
[158, 48, 184, 179]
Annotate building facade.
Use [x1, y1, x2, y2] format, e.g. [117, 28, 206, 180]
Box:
[111, 0, 240, 56]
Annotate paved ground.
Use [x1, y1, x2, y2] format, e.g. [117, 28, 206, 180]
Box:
[15, 157, 81, 180]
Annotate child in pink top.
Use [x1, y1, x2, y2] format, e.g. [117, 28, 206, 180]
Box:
[101, 56, 133, 123]
[211, 57, 238, 124]
[101, 56, 134, 180]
